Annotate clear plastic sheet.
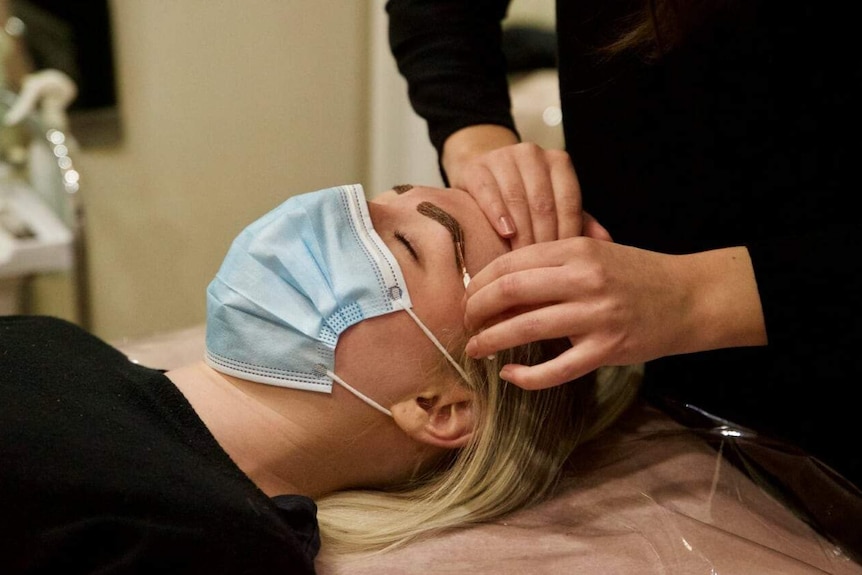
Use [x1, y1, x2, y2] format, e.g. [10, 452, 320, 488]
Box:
[115, 328, 862, 574]
[321, 401, 862, 575]
[652, 398, 862, 567]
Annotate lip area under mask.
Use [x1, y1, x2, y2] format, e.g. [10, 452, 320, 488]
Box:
[205, 184, 467, 417]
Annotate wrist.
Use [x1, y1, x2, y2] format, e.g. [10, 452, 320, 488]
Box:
[441, 125, 519, 182]
[680, 246, 767, 352]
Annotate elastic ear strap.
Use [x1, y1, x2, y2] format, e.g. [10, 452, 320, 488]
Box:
[326, 369, 393, 417]
[395, 299, 470, 383]
[326, 297, 469, 418]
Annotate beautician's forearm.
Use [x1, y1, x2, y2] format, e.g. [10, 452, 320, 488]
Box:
[674, 246, 767, 354]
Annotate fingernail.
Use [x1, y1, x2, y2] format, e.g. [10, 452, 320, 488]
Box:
[498, 216, 515, 237]
[466, 338, 478, 358]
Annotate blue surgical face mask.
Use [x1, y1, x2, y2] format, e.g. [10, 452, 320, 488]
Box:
[205, 184, 468, 417]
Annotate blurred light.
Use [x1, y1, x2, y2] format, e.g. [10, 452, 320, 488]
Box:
[5, 16, 25, 37]
[48, 130, 65, 145]
[542, 106, 563, 126]
[63, 170, 80, 185]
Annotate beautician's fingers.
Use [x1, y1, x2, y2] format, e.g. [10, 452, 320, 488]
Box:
[498, 345, 607, 390]
[507, 145, 559, 247]
[544, 148, 583, 243]
[463, 238, 699, 387]
[464, 228, 612, 311]
[466, 300, 595, 359]
[582, 211, 613, 242]
[455, 149, 536, 245]
[463, 237, 645, 340]
[466, 298, 644, 388]
[451, 142, 584, 247]
[463, 266, 575, 333]
[463, 239, 576, 309]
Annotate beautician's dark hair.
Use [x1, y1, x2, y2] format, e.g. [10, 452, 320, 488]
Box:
[603, 0, 732, 61]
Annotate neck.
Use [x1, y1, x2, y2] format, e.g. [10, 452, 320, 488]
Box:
[166, 361, 431, 498]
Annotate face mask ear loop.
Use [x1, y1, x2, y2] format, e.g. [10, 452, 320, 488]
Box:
[389, 287, 470, 383]
[325, 368, 393, 417]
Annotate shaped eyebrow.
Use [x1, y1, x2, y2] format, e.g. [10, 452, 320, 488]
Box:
[392, 184, 413, 194]
[416, 201, 468, 283]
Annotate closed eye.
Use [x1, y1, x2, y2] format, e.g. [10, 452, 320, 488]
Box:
[394, 230, 419, 261]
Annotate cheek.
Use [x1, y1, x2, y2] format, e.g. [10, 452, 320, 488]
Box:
[333, 312, 441, 402]
[399, 257, 465, 338]
[416, 291, 464, 344]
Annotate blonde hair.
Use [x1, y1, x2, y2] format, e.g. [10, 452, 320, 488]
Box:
[315, 337, 642, 562]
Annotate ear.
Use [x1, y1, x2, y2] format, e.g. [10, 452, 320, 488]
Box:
[390, 383, 475, 449]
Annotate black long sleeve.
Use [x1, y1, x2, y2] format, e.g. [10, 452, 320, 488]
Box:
[386, 0, 518, 156]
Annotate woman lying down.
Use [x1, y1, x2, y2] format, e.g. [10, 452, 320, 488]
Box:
[0, 183, 639, 573]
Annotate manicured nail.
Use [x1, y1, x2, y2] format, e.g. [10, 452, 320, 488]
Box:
[498, 216, 515, 237]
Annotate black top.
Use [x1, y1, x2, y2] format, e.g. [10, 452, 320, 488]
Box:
[387, 0, 862, 490]
[0, 316, 319, 574]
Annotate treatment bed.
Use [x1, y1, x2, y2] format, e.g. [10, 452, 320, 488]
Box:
[116, 326, 862, 575]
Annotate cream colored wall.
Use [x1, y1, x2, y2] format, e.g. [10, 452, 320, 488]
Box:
[507, 0, 555, 28]
[31, 0, 369, 341]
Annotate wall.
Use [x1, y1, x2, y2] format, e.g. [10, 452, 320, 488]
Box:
[30, 0, 369, 341]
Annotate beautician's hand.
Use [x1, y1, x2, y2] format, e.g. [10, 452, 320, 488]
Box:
[442, 125, 608, 249]
[463, 239, 766, 389]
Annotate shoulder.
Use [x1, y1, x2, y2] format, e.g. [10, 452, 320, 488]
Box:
[1, 314, 133, 369]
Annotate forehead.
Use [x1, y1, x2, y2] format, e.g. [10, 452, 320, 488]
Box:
[374, 186, 509, 270]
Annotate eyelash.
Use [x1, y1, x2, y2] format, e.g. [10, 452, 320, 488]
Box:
[394, 230, 419, 261]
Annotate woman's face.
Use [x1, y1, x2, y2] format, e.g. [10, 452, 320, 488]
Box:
[370, 184, 509, 311]
[332, 185, 509, 413]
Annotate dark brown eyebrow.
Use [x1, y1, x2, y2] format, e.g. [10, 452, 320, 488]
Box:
[416, 201, 467, 278]
[392, 184, 413, 194]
